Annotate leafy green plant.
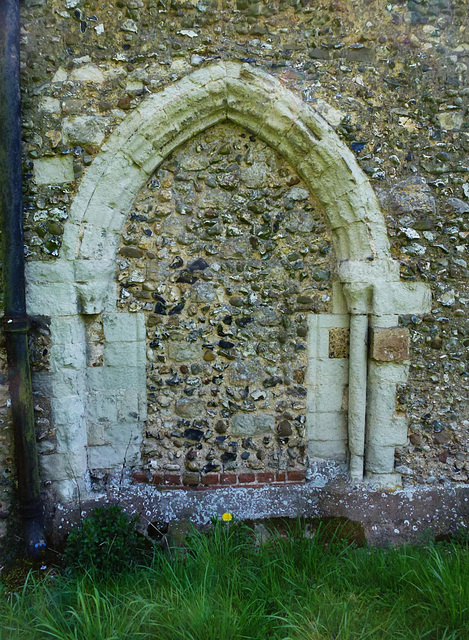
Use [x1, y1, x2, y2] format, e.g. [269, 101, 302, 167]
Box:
[64, 505, 144, 575]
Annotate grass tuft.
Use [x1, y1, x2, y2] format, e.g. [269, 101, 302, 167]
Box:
[1, 521, 469, 640]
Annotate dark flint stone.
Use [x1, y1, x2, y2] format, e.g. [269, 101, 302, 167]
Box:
[119, 246, 144, 258]
[241, 452, 250, 460]
[184, 428, 204, 442]
[221, 452, 237, 462]
[154, 301, 167, 315]
[263, 376, 283, 388]
[202, 462, 221, 474]
[432, 420, 445, 433]
[167, 375, 183, 386]
[277, 420, 293, 437]
[216, 435, 227, 443]
[236, 316, 254, 327]
[218, 339, 235, 349]
[170, 256, 184, 269]
[351, 141, 366, 153]
[176, 270, 198, 284]
[188, 258, 209, 272]
[168, 301, 185, 315]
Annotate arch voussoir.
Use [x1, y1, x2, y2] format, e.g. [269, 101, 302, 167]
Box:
[60, 61, 395, 268]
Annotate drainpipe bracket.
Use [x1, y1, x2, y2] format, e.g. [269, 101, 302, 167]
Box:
[3, 316, 30, 333]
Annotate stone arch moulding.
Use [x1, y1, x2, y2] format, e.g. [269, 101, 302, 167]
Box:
[26, 61, 431, 500]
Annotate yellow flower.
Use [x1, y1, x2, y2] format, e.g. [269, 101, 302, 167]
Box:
[221, 512, 233, 522]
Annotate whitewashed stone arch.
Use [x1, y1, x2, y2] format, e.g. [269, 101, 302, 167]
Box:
[27, 61, 431, 500]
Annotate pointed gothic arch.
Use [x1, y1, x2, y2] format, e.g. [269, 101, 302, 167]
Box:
[26, 61, 430, 500]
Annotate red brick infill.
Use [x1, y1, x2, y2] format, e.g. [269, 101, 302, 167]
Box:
[132, 469, 306, 490]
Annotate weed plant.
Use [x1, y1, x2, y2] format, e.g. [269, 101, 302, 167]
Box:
[1, 520, 469, 640]
[63, 505, 144, 576]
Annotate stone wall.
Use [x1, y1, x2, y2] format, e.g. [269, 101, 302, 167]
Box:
[0, 0, 467, 546]
[114, 123, 334, 485]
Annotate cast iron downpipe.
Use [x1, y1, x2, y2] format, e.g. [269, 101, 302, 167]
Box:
[0, 0, 46, 557]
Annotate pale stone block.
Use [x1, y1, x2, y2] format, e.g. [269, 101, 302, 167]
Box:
[135, 112, 180, 154]
[372, 282, 432, 315]
[50, 342, 87, 372]
[366, 380, 397, 427]
[52, 396, 86, 427]
[366, 472, 402, 489]
[369, 415, 408, 448]
[39, 97, 61, 114]
[437, 111, 464, 130]
[39, 450, 87, 484]
[79, 280, 114, 315]
[188, 60, 227, 84]
[50, 316, 86, 345]
[62, 116, 108, 146]
[102, 282, 118, 313]
[297, 102, 331, 140]
[48, 370, 86, 398]
[87, 422, 142, 469]
[315, 359, 348, 387]
[317, 327, 330, 359]
[368, 362, 409, 385]
[297, 148, 329, 184]
[162, 82, 224, 125]
[257, 87, 304, 144]
[332, 283, 348, 314]
[308, 439, 347, 461]
[81, 154, 147, 227]
[331, 221, 375, 262]
[167, 340, 202, 362]
[74, 260, 117, 314]
[307, 315, 319, 359]
[307, 411, 347, 441]
[69, 64, 105, 84]
[369, 314, 399, 328]
[87, 392, 118, 423]
[238, 62, 278, 92]
[338, 259, 400, 285]
[103, 340, 145, 368]
[175, 398, 205, 419]
[124, 131, 163, 174]
[103, 312, 145, 342]
[138, 392, 148, 420]
[227, 110, 264, 138]
[317, 314, 349, 329]
[34, 156, 74, 185]
[87, 442, 141, 469]
[28, 283, 58, 317]
[26, 260, 75, 284]
[77, 224, 120, 261]
[158, 112, 225, 160]
[60, 223, 81, 260]
[365, 443, 395, 474]
[342, 283, 372, 314]
[317, 381, 346, 412]
[67, 151, 114, 219]
[305, 358, 317, 393]
[87, 365, 145, 391]
[87, 421, 106, 446]
[231, 413, 275, 436]
[116, 392, 141, 422]
[276, 117, 320, 164]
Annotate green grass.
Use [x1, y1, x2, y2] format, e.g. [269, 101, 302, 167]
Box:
[1, 522, 469, 640]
